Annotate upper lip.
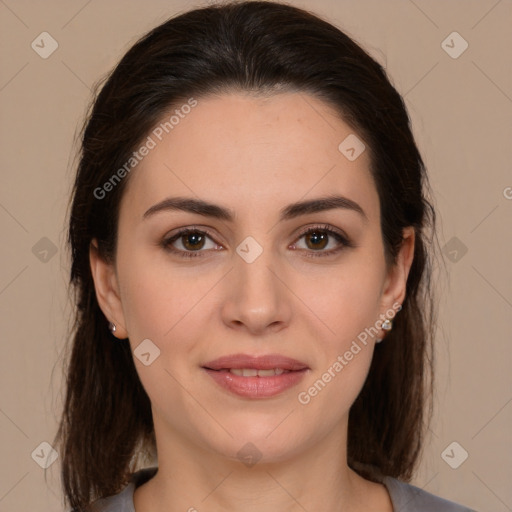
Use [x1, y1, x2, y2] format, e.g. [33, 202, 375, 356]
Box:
[203, 353, 309, 371]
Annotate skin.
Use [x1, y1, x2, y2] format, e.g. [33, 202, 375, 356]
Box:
[90, 92, 414, 511]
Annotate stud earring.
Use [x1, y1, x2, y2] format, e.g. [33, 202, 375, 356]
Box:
[376, 320, 391, 344]
[376, 307, 401, 343]
[382, 319, 393, 331]
[108, 322, 117, 334]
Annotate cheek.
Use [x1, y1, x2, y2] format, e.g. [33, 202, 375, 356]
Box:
[296, 258, 384, 346]
[116, 245, 205, 339]
[295, 272, 381, 424]
[118, 269, 171, 341]
[293, 256, 384, 404]
[115, 255, 211, 416]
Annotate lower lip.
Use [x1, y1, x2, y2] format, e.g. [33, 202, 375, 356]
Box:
[203, 368, 308, 398]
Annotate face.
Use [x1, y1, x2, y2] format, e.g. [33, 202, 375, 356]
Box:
[90, 92, 414, 464]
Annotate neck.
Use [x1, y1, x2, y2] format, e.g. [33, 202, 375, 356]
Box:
[133, 417, 385, 512]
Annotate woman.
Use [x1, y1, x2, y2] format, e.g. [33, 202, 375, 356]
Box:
[55, 1, 477, 510]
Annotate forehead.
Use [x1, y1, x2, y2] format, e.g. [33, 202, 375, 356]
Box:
[119, 92, 379, 223]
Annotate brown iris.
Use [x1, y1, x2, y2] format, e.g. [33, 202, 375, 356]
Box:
[182, 232, 206, 251]
[305, 230, 328, 250]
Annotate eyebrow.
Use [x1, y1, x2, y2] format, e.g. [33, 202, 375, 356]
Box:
[142, 194, 368, 222]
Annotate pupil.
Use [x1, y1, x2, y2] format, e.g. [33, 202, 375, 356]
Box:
[184, 233, 204, 250]
[308, 231, 327, 250]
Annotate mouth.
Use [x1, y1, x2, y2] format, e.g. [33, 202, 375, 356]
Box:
[202, 353, 309, 398]
[217, 368, 292, 377]
[203, 353, 309, 371]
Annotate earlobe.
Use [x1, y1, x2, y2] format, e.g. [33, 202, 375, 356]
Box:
[89, 239, 128, 339]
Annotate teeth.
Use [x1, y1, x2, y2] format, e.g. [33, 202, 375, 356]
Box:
[231, 368, 258, 377]
[229, 368, 288, 377]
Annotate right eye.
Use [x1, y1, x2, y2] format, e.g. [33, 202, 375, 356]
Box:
[161, 228, 223, 258]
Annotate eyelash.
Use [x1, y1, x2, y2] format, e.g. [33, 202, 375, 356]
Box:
[161, 224, 353, 259]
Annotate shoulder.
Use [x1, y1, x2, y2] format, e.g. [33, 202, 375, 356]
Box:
[382, 476, 478, 512]
[87, 467, 158, 512]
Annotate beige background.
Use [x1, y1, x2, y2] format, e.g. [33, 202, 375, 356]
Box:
[0, 0, 511, 510]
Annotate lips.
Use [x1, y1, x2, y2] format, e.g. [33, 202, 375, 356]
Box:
[202, 353, 309, 398]
[202, 353, 309, 372]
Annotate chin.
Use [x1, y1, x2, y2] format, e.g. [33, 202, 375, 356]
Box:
[201, 421, 308, 466]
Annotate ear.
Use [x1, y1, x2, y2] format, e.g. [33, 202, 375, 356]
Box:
[380, 226, 415, 312]
[89, 239, 128, 339]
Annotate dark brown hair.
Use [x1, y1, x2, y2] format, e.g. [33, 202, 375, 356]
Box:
[55, 1, 436, 509]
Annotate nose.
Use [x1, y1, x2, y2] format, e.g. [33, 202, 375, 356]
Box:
[220, 246, 292, 336]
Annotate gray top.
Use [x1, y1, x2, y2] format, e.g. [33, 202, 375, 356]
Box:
[89, 467, 477, 512]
